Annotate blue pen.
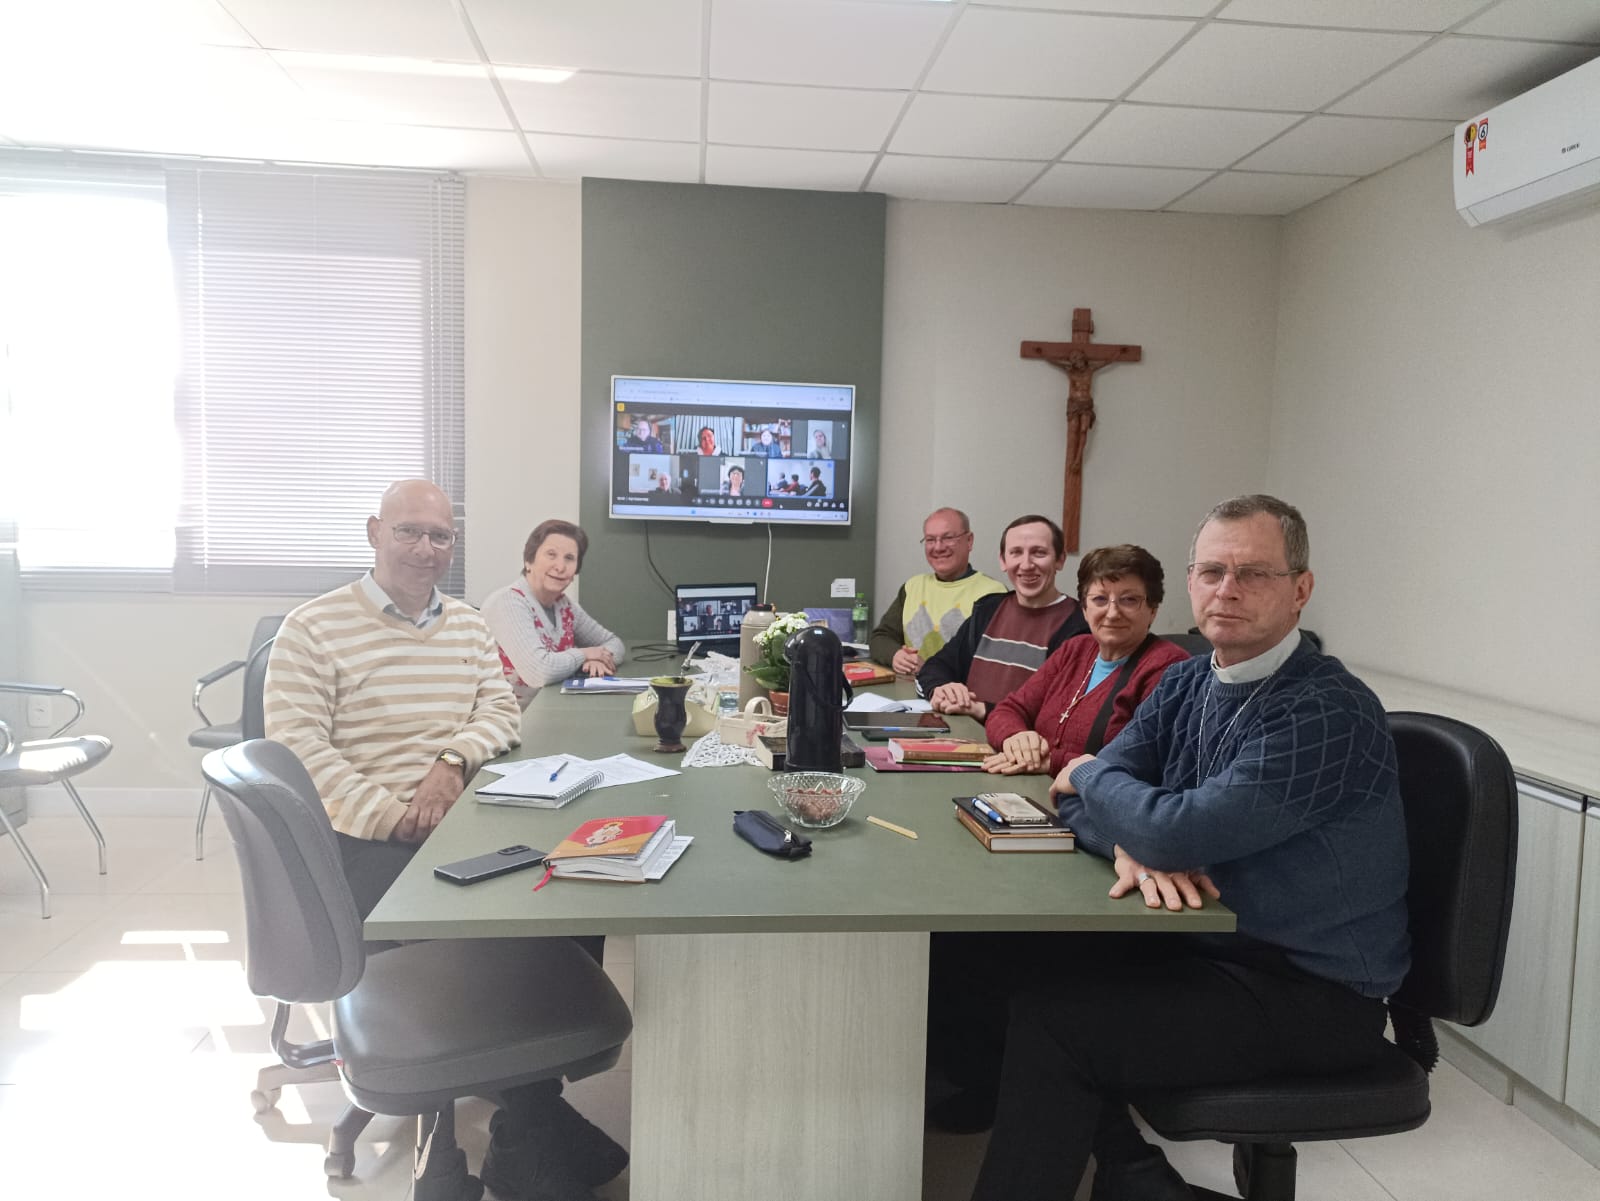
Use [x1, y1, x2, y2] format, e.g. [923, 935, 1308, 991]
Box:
[549, 761, 569, 783]
[971, 796, 1002, 824]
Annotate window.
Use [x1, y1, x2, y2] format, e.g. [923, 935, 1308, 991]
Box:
[0, 172, 179, 587]
[0, 153, 465, 595]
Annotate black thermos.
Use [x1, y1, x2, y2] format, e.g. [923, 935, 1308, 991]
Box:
[784, 623, 848, 772]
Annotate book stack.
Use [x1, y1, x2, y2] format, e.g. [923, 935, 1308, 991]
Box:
[887, 737, 992, 765]
[953, 794, 1075, 853]
[545, 815, 691, 882]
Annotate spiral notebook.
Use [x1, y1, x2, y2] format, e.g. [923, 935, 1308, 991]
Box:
[476, 757, 606, 809]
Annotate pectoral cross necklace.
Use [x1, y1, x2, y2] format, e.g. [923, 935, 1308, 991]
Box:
[1057, 661, 1099, 726]
[1195, 673, 1273, 783]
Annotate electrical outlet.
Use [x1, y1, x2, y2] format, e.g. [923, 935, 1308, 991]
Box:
[830, 577, 855, 598]
[26, 694, 52, 728]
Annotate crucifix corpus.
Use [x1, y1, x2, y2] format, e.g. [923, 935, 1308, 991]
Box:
[1020, 307, 1142, 554]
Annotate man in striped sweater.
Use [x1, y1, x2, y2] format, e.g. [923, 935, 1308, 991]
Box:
[266, 481, 626, 1201]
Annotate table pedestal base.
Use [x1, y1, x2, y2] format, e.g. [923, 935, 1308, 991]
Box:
[632, 931, 929, 1201]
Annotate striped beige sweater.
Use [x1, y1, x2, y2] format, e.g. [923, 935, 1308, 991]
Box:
[264, 583, 523, 841]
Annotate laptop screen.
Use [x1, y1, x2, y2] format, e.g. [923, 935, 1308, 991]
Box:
[674, 583, 760, 654]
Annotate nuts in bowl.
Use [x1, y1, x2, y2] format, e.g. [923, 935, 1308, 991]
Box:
[767, 771, 865, 829]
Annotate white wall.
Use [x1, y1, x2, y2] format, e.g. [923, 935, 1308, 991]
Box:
[17, 176, 583, 788]
[877, 201, 1282, 631]
[1268, 141, 1600, 722]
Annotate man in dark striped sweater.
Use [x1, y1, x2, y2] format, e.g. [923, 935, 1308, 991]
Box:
[970, 495, 1410, 1201]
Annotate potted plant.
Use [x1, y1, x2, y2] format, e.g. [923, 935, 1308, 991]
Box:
[744, 611, 810, 714]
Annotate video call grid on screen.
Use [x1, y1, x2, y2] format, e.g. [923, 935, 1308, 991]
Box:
[674, 583, 759, 654]
[609, 375, 854, 525]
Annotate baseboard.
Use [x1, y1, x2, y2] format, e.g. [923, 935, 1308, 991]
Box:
[23, 784, 201, 819]
[1438, 1025, 1514, 1103]
[1439, 1024, 1600, 1170]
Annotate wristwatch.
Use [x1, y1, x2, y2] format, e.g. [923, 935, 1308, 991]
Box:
[436, 749, 467, 772]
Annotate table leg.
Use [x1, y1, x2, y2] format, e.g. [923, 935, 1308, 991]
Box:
[631, 931, 929, 1201]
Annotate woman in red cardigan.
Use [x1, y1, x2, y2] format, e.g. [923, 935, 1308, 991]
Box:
[983, 544, 1190, 776]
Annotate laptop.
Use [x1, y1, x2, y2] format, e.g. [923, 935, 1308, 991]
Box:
[674, 582, 760, 656]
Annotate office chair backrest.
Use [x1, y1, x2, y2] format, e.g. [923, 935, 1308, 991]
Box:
[1388, 711, 1517, 1027]
[240, 636, 276, 742]
[248, 615, 285, 657]
[201, 739, 365, 1004]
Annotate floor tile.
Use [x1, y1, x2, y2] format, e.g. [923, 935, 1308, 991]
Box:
[1342, 1059, 1600, 1200]
[24, 891, 247, 972]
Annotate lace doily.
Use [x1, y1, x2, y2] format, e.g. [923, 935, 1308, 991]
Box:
[681, 729, 762, 769]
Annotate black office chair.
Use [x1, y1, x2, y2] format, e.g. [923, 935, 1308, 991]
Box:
[1131, 711, 1518, 1200]
[189, 615, 282, 859]
[0, 683, 112, 918]
[202, 739, 633, 1200]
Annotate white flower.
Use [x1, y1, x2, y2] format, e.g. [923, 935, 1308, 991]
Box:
[757, 611, 811, 648]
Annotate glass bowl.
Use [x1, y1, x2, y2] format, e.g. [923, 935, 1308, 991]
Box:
[767, 771, 865, 829]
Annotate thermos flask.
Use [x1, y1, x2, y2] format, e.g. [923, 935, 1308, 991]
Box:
[784, 623, 849, 772]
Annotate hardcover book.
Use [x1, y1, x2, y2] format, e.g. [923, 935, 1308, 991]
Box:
[888, 737, 993, 765]
[953, 797, 1074, 853]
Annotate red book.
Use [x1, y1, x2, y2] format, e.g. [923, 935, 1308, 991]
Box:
[547, 815, 674, 882]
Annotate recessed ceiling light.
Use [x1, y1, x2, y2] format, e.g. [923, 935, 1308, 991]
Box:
[493, 64, 576, 85]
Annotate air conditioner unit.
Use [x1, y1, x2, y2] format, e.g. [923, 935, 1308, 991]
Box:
[1454, 53, 1600, 227]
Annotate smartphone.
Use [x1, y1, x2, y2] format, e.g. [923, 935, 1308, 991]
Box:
[433, 844, 547, 885]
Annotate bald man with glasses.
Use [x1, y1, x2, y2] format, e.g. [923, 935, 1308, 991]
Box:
[869, 507, 1006, 674]
[264, 479, 522, 916]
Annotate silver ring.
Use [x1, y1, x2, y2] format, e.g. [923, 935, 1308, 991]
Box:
[1136, 871, 1152, 885]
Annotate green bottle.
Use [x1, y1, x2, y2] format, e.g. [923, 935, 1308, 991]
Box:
[851, 592, 869, 644]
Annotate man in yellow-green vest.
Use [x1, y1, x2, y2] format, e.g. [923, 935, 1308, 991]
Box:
[870, 507, 1007, 675]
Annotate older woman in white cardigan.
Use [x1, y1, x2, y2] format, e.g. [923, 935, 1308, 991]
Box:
[482, 519, 626, 708]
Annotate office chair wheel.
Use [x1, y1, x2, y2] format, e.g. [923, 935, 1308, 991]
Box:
[324, 1149, 356, 1180]
[250, 1087, 280, 1114]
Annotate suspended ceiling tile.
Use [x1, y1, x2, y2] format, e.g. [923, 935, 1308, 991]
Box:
[1214, 0, 1486, 32]
[1458, 0, 1600, 44]
[1065, 104, 1300, 168]
[1131, 22, 1426, 110]
[1166, 169, 1354, 214]
[504, 73, 702, 143]
[704, 145, 875, 191]
[891, 93, 1106, 160]
[708, 83, 905, 153]
[1017, 161, 1213, 208]
[869, 155, 1045, 204]
[926, 8, 1194, 99]
[1331, 36, 1598, 119]
[711, 0, 952, 90]
[465, 0, 704, 76]
[1237, 114, 1454, 175]
[223, 0, 477, 59]
[275, 60, 511, 130]
[524, 132, 701, 183]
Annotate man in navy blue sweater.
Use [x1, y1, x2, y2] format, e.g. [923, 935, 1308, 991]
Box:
[970, 495, 1410, 1201]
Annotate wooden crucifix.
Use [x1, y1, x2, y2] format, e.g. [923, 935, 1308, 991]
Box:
[1020, 308, 1142, 554]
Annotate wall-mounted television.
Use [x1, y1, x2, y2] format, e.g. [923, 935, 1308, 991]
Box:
[608, 375, 854, 526]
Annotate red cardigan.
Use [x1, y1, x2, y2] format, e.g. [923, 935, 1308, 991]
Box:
[985, 634, 1191, 776]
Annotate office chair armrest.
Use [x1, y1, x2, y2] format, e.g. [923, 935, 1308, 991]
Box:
[193, 660, 247, 725]
[0, 717, 12, 756]
[0, 682, 85, 738]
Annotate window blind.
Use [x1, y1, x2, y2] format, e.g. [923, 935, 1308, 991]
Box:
[167, 165, 465, 596]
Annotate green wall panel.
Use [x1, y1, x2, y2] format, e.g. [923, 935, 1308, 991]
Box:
[579, 178, 884, 639]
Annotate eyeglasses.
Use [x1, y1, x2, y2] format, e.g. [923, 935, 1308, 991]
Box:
[392, 523, 457, 550]
[1187, 562, 1298, 590]
[920, 533, 969, 547]
[1085, 594, 1147, 613]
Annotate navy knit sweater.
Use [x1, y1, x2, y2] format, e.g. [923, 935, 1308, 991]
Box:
[1064, 636, 1410, 997]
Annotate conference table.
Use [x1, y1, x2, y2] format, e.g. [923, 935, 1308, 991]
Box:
[367, 660, 1234, 1201]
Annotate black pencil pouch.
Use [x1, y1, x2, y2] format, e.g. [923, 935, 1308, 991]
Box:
[733, 809, 813, 859]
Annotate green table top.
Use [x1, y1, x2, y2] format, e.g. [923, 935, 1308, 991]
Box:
[365, 664, 1235, 940]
